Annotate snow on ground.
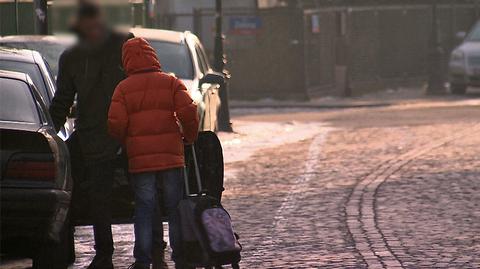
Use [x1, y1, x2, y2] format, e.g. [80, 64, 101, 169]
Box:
[219, 120, 327, 165]
[218, 120, 329, 182]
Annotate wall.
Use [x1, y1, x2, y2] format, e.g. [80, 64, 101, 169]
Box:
[168, 1, 480, 100]
[303, 3, 480, 97]
[3, 0, 479, 100]
[227, 8, 307, 100]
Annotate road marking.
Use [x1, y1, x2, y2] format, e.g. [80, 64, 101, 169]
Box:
[255, 129, 330, 256]
[346, 123, 480, 268]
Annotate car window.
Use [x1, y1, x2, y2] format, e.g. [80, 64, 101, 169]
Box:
[467, 22, 480, 42]
[42, 58, 57, 97]
[195, 43, 208, 74]
[43, 58, 55, 80]
[0, 42, 66, 75]
[0, 60, 49, 104]
[0, 78, 40, 123]
[148, 41, 194, 79]
[197, 42, 211, 70]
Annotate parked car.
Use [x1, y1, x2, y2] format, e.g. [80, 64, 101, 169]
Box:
[0, 70, 74, 268]
[1, 31, 223, 131]
[0, 47, 74, 138]
[449, 20, 480, 94]
[0, 35, 75, 76]
[0, 47, 56, 105]
[130, 28, 224, 131]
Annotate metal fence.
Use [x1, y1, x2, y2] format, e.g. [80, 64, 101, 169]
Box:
[166, 7, 308, 100]
[3, 1, 479, 100]
[168, 2, 479, 100]
[0, 1, 36, 35]
[302, 3, 479, 98]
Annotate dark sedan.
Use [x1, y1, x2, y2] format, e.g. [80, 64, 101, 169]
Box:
[0, 70, 74, 268]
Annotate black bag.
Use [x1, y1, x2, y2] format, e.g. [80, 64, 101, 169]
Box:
[187, 131, 224, 202]
[179, 144, 241, 268]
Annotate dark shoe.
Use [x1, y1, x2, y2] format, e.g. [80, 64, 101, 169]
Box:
[128, 263, 150, 269]
[152, 245, 168, 269]
[87, 255, 114, 269]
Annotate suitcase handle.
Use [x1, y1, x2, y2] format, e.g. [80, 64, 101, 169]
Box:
[183, 144, 203, 196]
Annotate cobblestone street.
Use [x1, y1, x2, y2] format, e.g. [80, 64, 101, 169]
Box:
[222, 97, 480, 268]
[2, 96, 479, 269]
[2, 0, 480, 267]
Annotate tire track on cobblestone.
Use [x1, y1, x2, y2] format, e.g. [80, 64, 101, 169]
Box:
[345, 124, 480, 269]
[253, 130, 330, 259]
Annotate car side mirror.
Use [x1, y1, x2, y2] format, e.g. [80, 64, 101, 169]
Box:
[456, 31, 467, 41]
[199, 72, 225, 86]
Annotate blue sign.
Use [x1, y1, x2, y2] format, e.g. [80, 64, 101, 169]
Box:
[229, 16, 262, 35]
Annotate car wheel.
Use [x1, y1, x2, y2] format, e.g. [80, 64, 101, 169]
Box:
[32, 218, 72, 269]
[451, 83, 467, 95]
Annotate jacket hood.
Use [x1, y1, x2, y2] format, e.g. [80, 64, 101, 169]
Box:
[122, 37, 161, 75]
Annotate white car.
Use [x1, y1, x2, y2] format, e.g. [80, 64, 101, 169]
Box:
[449, 20, 480, 94]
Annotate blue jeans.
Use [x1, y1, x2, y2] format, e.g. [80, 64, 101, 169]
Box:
[131, 168, 184, 266]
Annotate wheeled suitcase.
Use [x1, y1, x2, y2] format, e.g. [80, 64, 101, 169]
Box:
[179, 144, 241, 269]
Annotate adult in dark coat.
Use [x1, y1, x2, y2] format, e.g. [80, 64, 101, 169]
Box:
[49, 3, 132, 268]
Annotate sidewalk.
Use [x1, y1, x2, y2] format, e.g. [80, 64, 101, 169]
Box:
[230, 87, 480, 109]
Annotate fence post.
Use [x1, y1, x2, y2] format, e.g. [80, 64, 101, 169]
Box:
[214, 0, 233, 132]
[143, 0, 154, 28]
[14, 0, 19, 34]
[34, 0, 48, 35]
[193, 8, 202, 37]
[452, 1, 457, 40]
[427, 1, 446, 95]
[450, 1, 455, 50]
[476, 0, 480, 19]
[344, 8, 352, 97]
[334, 9, 351, 97]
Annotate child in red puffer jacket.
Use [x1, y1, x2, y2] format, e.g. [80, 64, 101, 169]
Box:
[108, 37, 198, 269]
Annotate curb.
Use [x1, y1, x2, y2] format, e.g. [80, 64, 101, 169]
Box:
[229, 102, 392, 110]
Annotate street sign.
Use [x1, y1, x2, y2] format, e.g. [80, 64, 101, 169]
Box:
[311, 14, 320, 33]
[229, 16, 262, 35]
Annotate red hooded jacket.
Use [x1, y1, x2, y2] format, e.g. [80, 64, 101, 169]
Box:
[108, 37, 199, 173]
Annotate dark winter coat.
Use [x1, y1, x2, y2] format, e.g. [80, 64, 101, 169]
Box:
[49, 30, 133, 163]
